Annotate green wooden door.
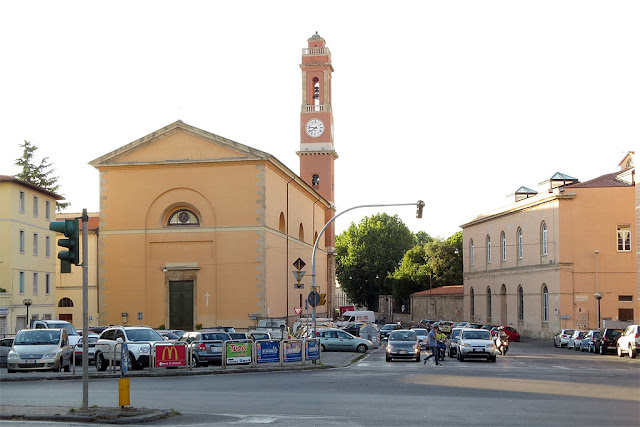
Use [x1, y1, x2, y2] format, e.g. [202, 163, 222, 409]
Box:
[169, 281, 193, 331]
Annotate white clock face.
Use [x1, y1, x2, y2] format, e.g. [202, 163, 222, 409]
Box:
[305, 119, 325, 138]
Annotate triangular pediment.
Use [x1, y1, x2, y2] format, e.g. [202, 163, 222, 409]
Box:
[90, 120, 270, 167]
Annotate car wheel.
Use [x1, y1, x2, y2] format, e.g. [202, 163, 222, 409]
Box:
[63, 358, 71, 372]
[554, 340, 558, 347]
[321, 344, 326, 352]
[617, 346, 623, 357]
[599, 345, 604, 355]
[490, 356, 496, 362]
[96, 352, 107, 371]
[630, 348, 637, 359]
[386, 355, 391, 362]
[192, 355, 200, 367]
[458, 353, 465, 362]
[449, 349, 453, 358]
[356, 344, 367, 354]
[7, 368, 16, 373]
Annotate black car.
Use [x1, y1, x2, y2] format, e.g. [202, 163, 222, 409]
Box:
[380, 323, 402, 340]
[342, 322, 365, 337]
[595, 328, 623, 355]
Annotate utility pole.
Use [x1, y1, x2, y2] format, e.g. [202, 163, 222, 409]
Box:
[81, 209, 89, 410]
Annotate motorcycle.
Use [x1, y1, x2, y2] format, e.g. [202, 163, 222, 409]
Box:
[495, 334, 509, 355]
[437, 339, 447, 361]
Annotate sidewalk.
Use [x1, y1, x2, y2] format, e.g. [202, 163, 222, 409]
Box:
[0, 348, 374, 424]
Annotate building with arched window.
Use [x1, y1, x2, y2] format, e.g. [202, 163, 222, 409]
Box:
[462, 152, 636, 338]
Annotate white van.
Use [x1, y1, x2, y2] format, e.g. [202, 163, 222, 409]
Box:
[336, 311, 375, 327]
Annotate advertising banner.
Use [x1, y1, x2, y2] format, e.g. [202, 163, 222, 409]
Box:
[283, 341, 302, 362]
[256, 341, 280, 363]
[155, 344, 186, 367]
[226, 341, 252, 364]
[305, 340, 320, 360]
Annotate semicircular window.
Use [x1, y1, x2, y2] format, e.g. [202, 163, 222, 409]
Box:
[58, 297, 74, 307]
[168, 209, 200, 227]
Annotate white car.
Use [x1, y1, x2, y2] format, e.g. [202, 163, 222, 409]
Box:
[616, 324, 639, 358]
[94, 326, 165, 371]
[457, 328, 497, 362]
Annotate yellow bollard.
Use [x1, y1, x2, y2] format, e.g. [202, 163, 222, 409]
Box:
[118, 378, 130, 408]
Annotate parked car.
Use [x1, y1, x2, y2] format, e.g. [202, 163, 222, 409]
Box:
[616, 324, 639, 358]
[437, 321, 453, 334]
[481, 325, 497, 331]
[386, 330, 420, 362]
[179, 331, 231, 366]
[457, 328, 496, 362]
[88, 326, 109, 335]
[553, 329, 575, 347]
[580, 330, 600, 352]
[317, 328, 373, 353]
[156, 330, 180, 341]
[6, 329, 72, 373]
[567, 331, 585, 350]
[412, 328, 429, 349]
[203, 326, 236, 333]
[0, 338, 15, 366]
[32, 320, 82, 348]
[94, 326, 165, 371]
[249, 331, 272, 341]
[74, 333, 99, 365]
[491, 326, 521, 342]
[228, 332, 251, 340]
[380, 323, 402, 340]
[594, 328, 623, 355]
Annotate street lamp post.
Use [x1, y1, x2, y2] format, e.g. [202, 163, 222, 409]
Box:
[310, 201, 424, 336]
[594, 292, 602, 329]
[23, 299, 33, 328]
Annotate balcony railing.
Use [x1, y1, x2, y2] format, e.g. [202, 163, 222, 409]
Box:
[302, 47, 331, 56]
[302, 104, 332, 113]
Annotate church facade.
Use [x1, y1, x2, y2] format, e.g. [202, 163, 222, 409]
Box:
[89, 34, 337, 330]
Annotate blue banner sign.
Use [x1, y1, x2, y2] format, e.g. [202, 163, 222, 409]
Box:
[283, 341, 302, 362]
[256, 341, 280, 363]
[305, 340, 320, 360]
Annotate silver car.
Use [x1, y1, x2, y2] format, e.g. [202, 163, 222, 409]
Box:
[317, 328, 373, 353]
[457, 328, 496, 362]
[7, 329, 72, 372]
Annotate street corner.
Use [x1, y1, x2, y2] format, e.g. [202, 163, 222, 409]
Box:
[0, 405, 177, 424]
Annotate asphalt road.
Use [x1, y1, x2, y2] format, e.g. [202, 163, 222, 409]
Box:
[1, 339, 638, 426]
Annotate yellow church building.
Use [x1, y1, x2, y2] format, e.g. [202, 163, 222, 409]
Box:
[90, 34, 338, 330]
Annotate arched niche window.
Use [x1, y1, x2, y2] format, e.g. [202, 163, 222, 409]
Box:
[58, 297, 74, 307]
[518, 286, 524, 320]
[516, 228, 523, 259]
[541, 222, 548, 256]
[469, 239, 474, 266]
[298, 223, 304, 242]
[486, 235, 492, 264]
[312, 174, 320, 187]
[279, 212, 286, 233]
[500, 231, 506, 262]
[470, 287, 475, 317]
[542, 284, 549, 321]
[312, 77, 320, 106]
[168, 209, 199, 227]
[486, 287, 492, 318]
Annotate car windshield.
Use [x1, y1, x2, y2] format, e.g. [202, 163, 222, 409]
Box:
[564, 330, 575, 335]
[462, 330, 491, 340]
[381, 324, 396, 331]
[389, 331, 417, 341]
[452, 330, 461, 339]
[228, 333, 247, 340]
[126, 329, 164, 342]
[15, 330, 61, 345]
[201, 333, 230, 341]
[45, 322, 78, 336]
[252, 333, 270, 340]
[413, 329, 428, 335]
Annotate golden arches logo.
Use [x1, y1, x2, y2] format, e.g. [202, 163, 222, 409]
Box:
[161, 345, 179, 360]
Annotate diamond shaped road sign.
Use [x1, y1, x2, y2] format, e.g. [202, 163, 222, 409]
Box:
[293, 258, 306, 270]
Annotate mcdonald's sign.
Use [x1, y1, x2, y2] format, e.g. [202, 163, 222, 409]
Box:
[154, 344, 186, 367]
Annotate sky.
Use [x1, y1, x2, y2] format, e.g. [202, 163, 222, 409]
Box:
[1, 1, 637, 239]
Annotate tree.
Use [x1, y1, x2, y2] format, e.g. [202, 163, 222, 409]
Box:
[390, 230, 463, 302]
[336, 213, 415, 309]
[14, 141, 69, 211]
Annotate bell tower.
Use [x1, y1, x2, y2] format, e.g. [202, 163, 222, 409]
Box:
[298, 32, 337, 252]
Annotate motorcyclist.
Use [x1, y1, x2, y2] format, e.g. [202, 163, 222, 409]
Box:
[436, 329, 447, 360]
[494, 327, 508, 354]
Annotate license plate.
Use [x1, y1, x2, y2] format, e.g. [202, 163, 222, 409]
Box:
[28, 359, 37, 364]
[473, 348, 480, 352]
[211, 347, 221, 353]
[398, 350, 406, 354]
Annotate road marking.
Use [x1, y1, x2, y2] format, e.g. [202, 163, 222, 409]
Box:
[552, 365, 570, 369]
[355, 362, 370, 367]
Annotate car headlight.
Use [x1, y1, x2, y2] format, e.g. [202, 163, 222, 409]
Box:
[486, 343, 495, 349]
[386, 346, 392, 352]
[460, 342, 469, 347]
[139, 347, 149, 353]
[42, 352, 58, 360]
[8, 351, 20, 360]
[413, 344, 420, 352]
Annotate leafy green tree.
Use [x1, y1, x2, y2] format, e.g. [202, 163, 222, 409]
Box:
[336, 213, 414, 309]
[415, 231, 433, 246]
[14, 141, 69, 211]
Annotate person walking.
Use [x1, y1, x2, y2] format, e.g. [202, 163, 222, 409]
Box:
[423, 325, 441, 365]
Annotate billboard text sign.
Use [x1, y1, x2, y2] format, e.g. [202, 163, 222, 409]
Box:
[155, 344, 186, 367]
[283, 341, 302, 362]
[226, 341, 252, 364]
[256, 341, 280, 363]
[305, 340, 320, 360]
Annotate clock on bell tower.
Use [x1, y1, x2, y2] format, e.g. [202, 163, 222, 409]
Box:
[297, 32, 338, 251]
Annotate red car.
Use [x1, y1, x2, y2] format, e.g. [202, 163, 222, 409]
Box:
[491, 326, 521, 342]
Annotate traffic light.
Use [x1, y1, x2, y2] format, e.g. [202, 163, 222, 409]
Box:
[319, 293, 326, 306]
[49, 219, 80, 269]
[416, 200, 425, 218]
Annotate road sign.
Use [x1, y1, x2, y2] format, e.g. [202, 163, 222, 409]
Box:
[307, 291, 320, 307]
[294, 307, 302, 315]
[293, 258, 306, 270]
[292, 271, 306, 281]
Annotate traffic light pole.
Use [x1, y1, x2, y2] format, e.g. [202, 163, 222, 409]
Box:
[81, 209, 89, 411]
[310, 201, 424, 337]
